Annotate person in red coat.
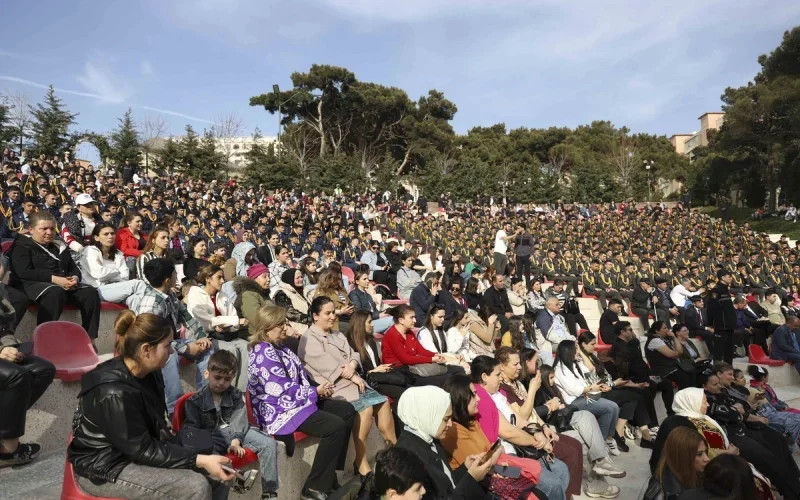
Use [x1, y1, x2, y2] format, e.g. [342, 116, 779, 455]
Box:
[381, 304, 464, 387]
[114, 213, 147, 258]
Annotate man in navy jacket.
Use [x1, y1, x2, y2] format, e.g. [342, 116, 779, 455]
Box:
[771, 316, 800, 375]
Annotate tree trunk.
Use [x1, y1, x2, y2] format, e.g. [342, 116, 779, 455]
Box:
[316, 100, 327, 157]
[767, 147, 776, 211]
[396, 148, 411, 175]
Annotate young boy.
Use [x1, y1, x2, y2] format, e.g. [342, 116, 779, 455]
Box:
[184, 350, 279, 498]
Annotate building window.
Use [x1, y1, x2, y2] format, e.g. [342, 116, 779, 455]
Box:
[233, 144, 240, 150]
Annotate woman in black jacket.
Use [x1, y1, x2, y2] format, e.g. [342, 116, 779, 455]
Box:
[182, 237, 209, 283]
[395, 386, 498, 500]
[68, 310, 234, 499]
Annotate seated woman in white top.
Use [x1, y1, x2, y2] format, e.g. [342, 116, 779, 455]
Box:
[79, 222, 147, 307]
[185, 263, 249, 391]
[416, 305, 471, 373]
[444, 308, 475, 362]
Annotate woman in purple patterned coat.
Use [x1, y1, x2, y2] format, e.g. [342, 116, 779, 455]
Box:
[247, 304, 355, 500]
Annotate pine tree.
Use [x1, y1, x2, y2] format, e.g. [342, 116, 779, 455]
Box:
[158, 136, 181, 176]
[195, 129, 222, 181]
[109, 108, 140, 166]
[243, 129, 297, 189]
[0, 99, 13, 148]
[29, 85, 78, 157]
[180, 125, 201, 176]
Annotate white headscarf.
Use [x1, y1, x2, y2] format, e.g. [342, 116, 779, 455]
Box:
[398, 386, 451, 444]
[672, 387, 730, 447]
[397, 386, 454, 488]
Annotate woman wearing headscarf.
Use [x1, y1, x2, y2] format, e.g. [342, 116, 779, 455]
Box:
[273, 268, 311, 332]
[649, 387, 775, 500]
[224, 242, 257, 281]
[395, 386, 498, 500]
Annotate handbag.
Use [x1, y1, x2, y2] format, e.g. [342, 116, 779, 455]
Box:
[509, 420, 553, 468]
[490, 475, 538, 500]
[177, 426, 214, 455]
[564, 298, 580, 315]
[547, 404, 576, 433]
[676, 358, 696, 374]
[365, 369, 409, 391]
[409, 363, 447, 377]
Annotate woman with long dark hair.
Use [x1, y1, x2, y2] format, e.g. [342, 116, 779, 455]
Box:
[417, 305, 470, 373]
[183, 237, 209, 283]
[79, 222, 146, 305]
[644, 321, 694, 390]
[553, 340, 623, 454]
[679, 454, 759, 500]
[345, 310, 407, 402]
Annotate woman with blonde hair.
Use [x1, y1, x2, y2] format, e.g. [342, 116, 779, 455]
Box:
[644, 427, 709, 500]
[312, 268, 354, 332]
[247, 304, 355, 499]
[68, 311, 233, 499]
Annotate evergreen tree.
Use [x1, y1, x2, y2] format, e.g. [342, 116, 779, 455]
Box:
[243, 129, 297, 189]
[109, 108, 141, 166]
[0, 99, 13, 148]
[180, 125, 201, 176]
[159, 136, 181, 175]
[29, 85, 78, 157]
[191, 129, 222, 181]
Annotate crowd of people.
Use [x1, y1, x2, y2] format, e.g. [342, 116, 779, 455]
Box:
[1, 150, 800, 500]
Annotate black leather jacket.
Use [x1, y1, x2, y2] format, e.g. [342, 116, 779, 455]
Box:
[67, 357, 197, 482]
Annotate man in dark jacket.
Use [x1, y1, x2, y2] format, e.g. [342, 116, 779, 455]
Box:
[7, 211, 100, 341]
[483, 274, 513, 334]
[684, 295, 714, 353]
[409, 274, 441, 327]
[706, 269, 737, 363]
[770, 316, 800, 375]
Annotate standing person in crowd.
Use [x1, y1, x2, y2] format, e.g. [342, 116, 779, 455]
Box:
[706, 269, 737, 363]
[186, 264, 250, 391]
[68, 311, 234, 500]
[135, 258, 213, 414]
[299, 296, 396, 480]
[514, 223, 535, 289]
[0, 328, 55, 468]
[493, 222, 514, 277]
[7, 211, 101, 344]
[79, 222, 147, 306]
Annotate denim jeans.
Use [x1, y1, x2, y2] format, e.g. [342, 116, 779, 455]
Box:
[569, 396, 620, 440]
[163, 340, 211, 413]
[532, 456, 570, 500]
[96, 279, 148, 306]
[373, 316, 394, 333]
[242, 427, 279, 493]
[77, 462, 228, 500]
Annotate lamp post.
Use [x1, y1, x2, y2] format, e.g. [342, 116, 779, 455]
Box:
[272, 84, 281, 141]
[643, 160, 654, 202]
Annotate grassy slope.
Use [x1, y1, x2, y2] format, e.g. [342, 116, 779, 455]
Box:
[697, 206, 800, 240]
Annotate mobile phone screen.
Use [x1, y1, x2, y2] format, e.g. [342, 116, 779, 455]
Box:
[480, 439, 502, 465]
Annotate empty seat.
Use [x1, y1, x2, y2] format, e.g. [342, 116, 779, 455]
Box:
[341, 266, 355, 284]
[594, 329, 611, 352]
[748, 344, 785, 367]
[32, 321, 99, 382]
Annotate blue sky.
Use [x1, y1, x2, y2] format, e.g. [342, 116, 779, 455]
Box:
[3, 0, 800, 163]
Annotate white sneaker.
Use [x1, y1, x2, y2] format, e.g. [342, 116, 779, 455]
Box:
[585, 484, 621, 498]
[606, 439, 620, 456]
[593, 457, 626, 478]
[623, 424, 635, 441]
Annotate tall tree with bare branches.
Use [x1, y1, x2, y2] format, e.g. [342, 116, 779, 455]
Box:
[140, 114, 167, 174]
[281, 123, 317, 187]
[607, 133, 638, 198]
[212, 111, 245, 175]
[5, 90, 32, 151]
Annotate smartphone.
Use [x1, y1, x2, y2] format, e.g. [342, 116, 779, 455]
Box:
[492, 465, 521, 479]
[219, 463, 245, 479]
[480, 439, 503, 465]
[16, 342, 33, 355]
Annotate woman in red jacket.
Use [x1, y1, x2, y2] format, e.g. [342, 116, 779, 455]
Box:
[381, 304, 464, 387]
[114, 212, 147, 259]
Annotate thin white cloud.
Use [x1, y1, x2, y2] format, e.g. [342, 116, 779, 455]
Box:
[0, 75, 213, 124]
[76, 61, 132, 104]
[140, 60, 155, 77]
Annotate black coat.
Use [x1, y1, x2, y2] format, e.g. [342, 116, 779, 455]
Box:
[632, 286, 655, 311]
[9, 235, 84, 300]
[395, 431, 487, 500]
[68, 357, 196, 482]
[483, 286, 512, 317]
[706, 283, 736, 331]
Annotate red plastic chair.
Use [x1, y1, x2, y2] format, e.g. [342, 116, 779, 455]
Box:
[61, 434, 119, 500]
[1, 240, 13, 254]
[244, 391, 308, 442]
[748, 345, 786, 367]
[594, 329, 611, 353]
[33, 322, 99, 382]
[172, 392, 258, 469]
[341, 266, 355, 284]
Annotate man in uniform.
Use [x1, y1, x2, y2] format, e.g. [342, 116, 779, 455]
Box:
[706, 269, 737, 363]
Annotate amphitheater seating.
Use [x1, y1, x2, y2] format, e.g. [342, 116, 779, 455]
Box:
[341, 266, 355, 284]
[594, 329, 611, 353]
[32, 322, 100, 382]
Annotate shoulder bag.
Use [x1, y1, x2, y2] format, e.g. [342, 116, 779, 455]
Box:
[409, 363, 447, 377]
